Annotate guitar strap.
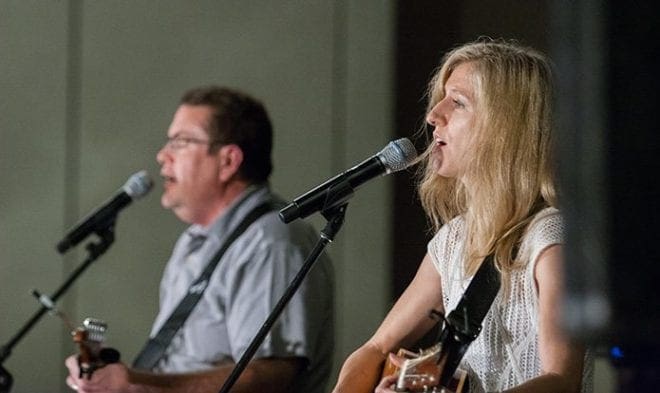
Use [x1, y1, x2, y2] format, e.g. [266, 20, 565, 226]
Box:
[132, 200, 277, 371]
[438, 253, 501, 388]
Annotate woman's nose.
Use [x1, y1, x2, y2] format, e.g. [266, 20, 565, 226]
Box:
[426, 102, 444, 127]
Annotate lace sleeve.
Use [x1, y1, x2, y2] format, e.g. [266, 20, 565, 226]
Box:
[519, 207, 564, 308]
[524, 208, 563, 269]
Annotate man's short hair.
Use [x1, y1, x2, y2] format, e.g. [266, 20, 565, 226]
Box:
[180, 86, 273, 183]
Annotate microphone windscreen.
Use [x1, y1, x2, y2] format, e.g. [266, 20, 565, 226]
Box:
[377, 138, 418, 173]
[122, 170, 153, 199]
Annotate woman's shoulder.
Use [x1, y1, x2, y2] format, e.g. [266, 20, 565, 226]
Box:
[429, 215, 465, 244]
[527, 207, 563, 240]
[519, 206, 564, 267]
[427, 215, 465, 271]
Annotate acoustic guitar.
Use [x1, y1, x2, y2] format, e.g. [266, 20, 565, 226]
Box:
[381, 342, 468, 393]
[71, 318, 120, 379]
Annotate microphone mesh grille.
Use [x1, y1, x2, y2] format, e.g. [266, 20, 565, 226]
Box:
[123, 170, 154, 199]
[378, 138, 418, 173]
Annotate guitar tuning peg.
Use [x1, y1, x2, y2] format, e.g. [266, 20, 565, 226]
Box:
[82, 318, 108, 343]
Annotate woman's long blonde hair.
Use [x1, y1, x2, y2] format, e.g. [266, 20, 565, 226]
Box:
[418, 39, 556, 280]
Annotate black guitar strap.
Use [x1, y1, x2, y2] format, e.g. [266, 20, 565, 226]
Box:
[132, 200, 277, 371]
[438, 253, 501, 388]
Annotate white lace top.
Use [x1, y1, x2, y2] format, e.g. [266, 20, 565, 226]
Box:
[428, 208, 593, 392]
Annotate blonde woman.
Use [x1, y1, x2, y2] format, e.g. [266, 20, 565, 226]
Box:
[332, 40, 593, 393]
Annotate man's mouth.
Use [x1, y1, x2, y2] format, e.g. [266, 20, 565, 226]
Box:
[162, 175, 176, 185]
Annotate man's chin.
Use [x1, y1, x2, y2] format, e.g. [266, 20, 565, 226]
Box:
[160, 199, 178, 213]
[169, 205, 196, 223]
[160, 197, 195, 223]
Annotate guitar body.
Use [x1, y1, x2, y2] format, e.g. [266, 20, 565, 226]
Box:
[382, 344, 468, 393]
[374, 256, 499, 392]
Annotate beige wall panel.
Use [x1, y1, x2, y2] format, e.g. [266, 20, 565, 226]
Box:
[0, 1, 394, 391]
[0, 2, 70, 392]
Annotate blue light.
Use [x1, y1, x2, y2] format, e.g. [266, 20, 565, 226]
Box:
[610, 346, 624, 359]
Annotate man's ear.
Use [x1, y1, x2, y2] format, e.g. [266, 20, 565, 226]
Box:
[217, 144, 244, 182]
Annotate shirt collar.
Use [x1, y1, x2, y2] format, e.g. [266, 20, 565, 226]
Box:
[185, 183, 269, 240]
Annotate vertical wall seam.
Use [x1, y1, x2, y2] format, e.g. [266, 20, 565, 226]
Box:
[60, 1, 83, 388]
[62, 1, 82, 265]
[330, 0, 348, 381]
[331, 0, 348, 175]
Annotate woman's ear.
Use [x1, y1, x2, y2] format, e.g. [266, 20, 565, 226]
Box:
[217, 144, 244, 182]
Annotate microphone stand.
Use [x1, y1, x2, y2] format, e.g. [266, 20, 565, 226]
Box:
[0, 219, 117, 393]
[0, 367, 11, 393]
[218, 203, 347, 393]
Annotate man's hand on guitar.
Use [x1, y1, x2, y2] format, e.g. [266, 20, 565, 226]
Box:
[65, 355, 131, 393]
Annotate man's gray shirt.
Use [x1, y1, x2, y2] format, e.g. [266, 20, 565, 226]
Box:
[149, 185, 334, 393]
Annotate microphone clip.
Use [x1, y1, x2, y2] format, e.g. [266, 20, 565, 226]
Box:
[320, 180, 354, 221]
[83, 217, 117, 259]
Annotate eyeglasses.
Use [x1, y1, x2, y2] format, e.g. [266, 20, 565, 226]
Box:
[163, 135, 219, 150]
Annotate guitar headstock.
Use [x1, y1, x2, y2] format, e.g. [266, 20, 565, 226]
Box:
[383, 342, 467, 393]
[395, 343, 443, 392]
[71, 318, 119, 379]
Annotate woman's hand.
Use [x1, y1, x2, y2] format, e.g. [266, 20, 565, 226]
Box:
[374, 374, 399, 393]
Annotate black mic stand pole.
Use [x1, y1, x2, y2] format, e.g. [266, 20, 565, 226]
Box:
[0, 219, 117, 393]
[218, 203, 347, 393]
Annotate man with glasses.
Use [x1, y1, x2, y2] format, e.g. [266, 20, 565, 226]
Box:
[65, 86, 334, 393]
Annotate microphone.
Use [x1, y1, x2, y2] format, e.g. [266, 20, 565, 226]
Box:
[279, 138, 417, 223]
[56, 170, 153, 254]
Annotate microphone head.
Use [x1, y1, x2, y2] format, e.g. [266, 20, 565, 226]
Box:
[377, 138, 418, 173]
[122, 170, 153, 199]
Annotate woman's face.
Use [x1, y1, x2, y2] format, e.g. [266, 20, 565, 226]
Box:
[426, 62, 477, 178]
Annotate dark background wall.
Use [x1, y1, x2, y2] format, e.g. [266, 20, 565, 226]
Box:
[393, 1, 659, 390]
[391, 0, 550, 299]
[553, 0, 660, 372]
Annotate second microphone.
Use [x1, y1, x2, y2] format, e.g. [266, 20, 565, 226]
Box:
[279, 138, 418, 223]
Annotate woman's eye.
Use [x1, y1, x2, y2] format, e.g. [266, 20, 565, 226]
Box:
[452, 99, 464, 108]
